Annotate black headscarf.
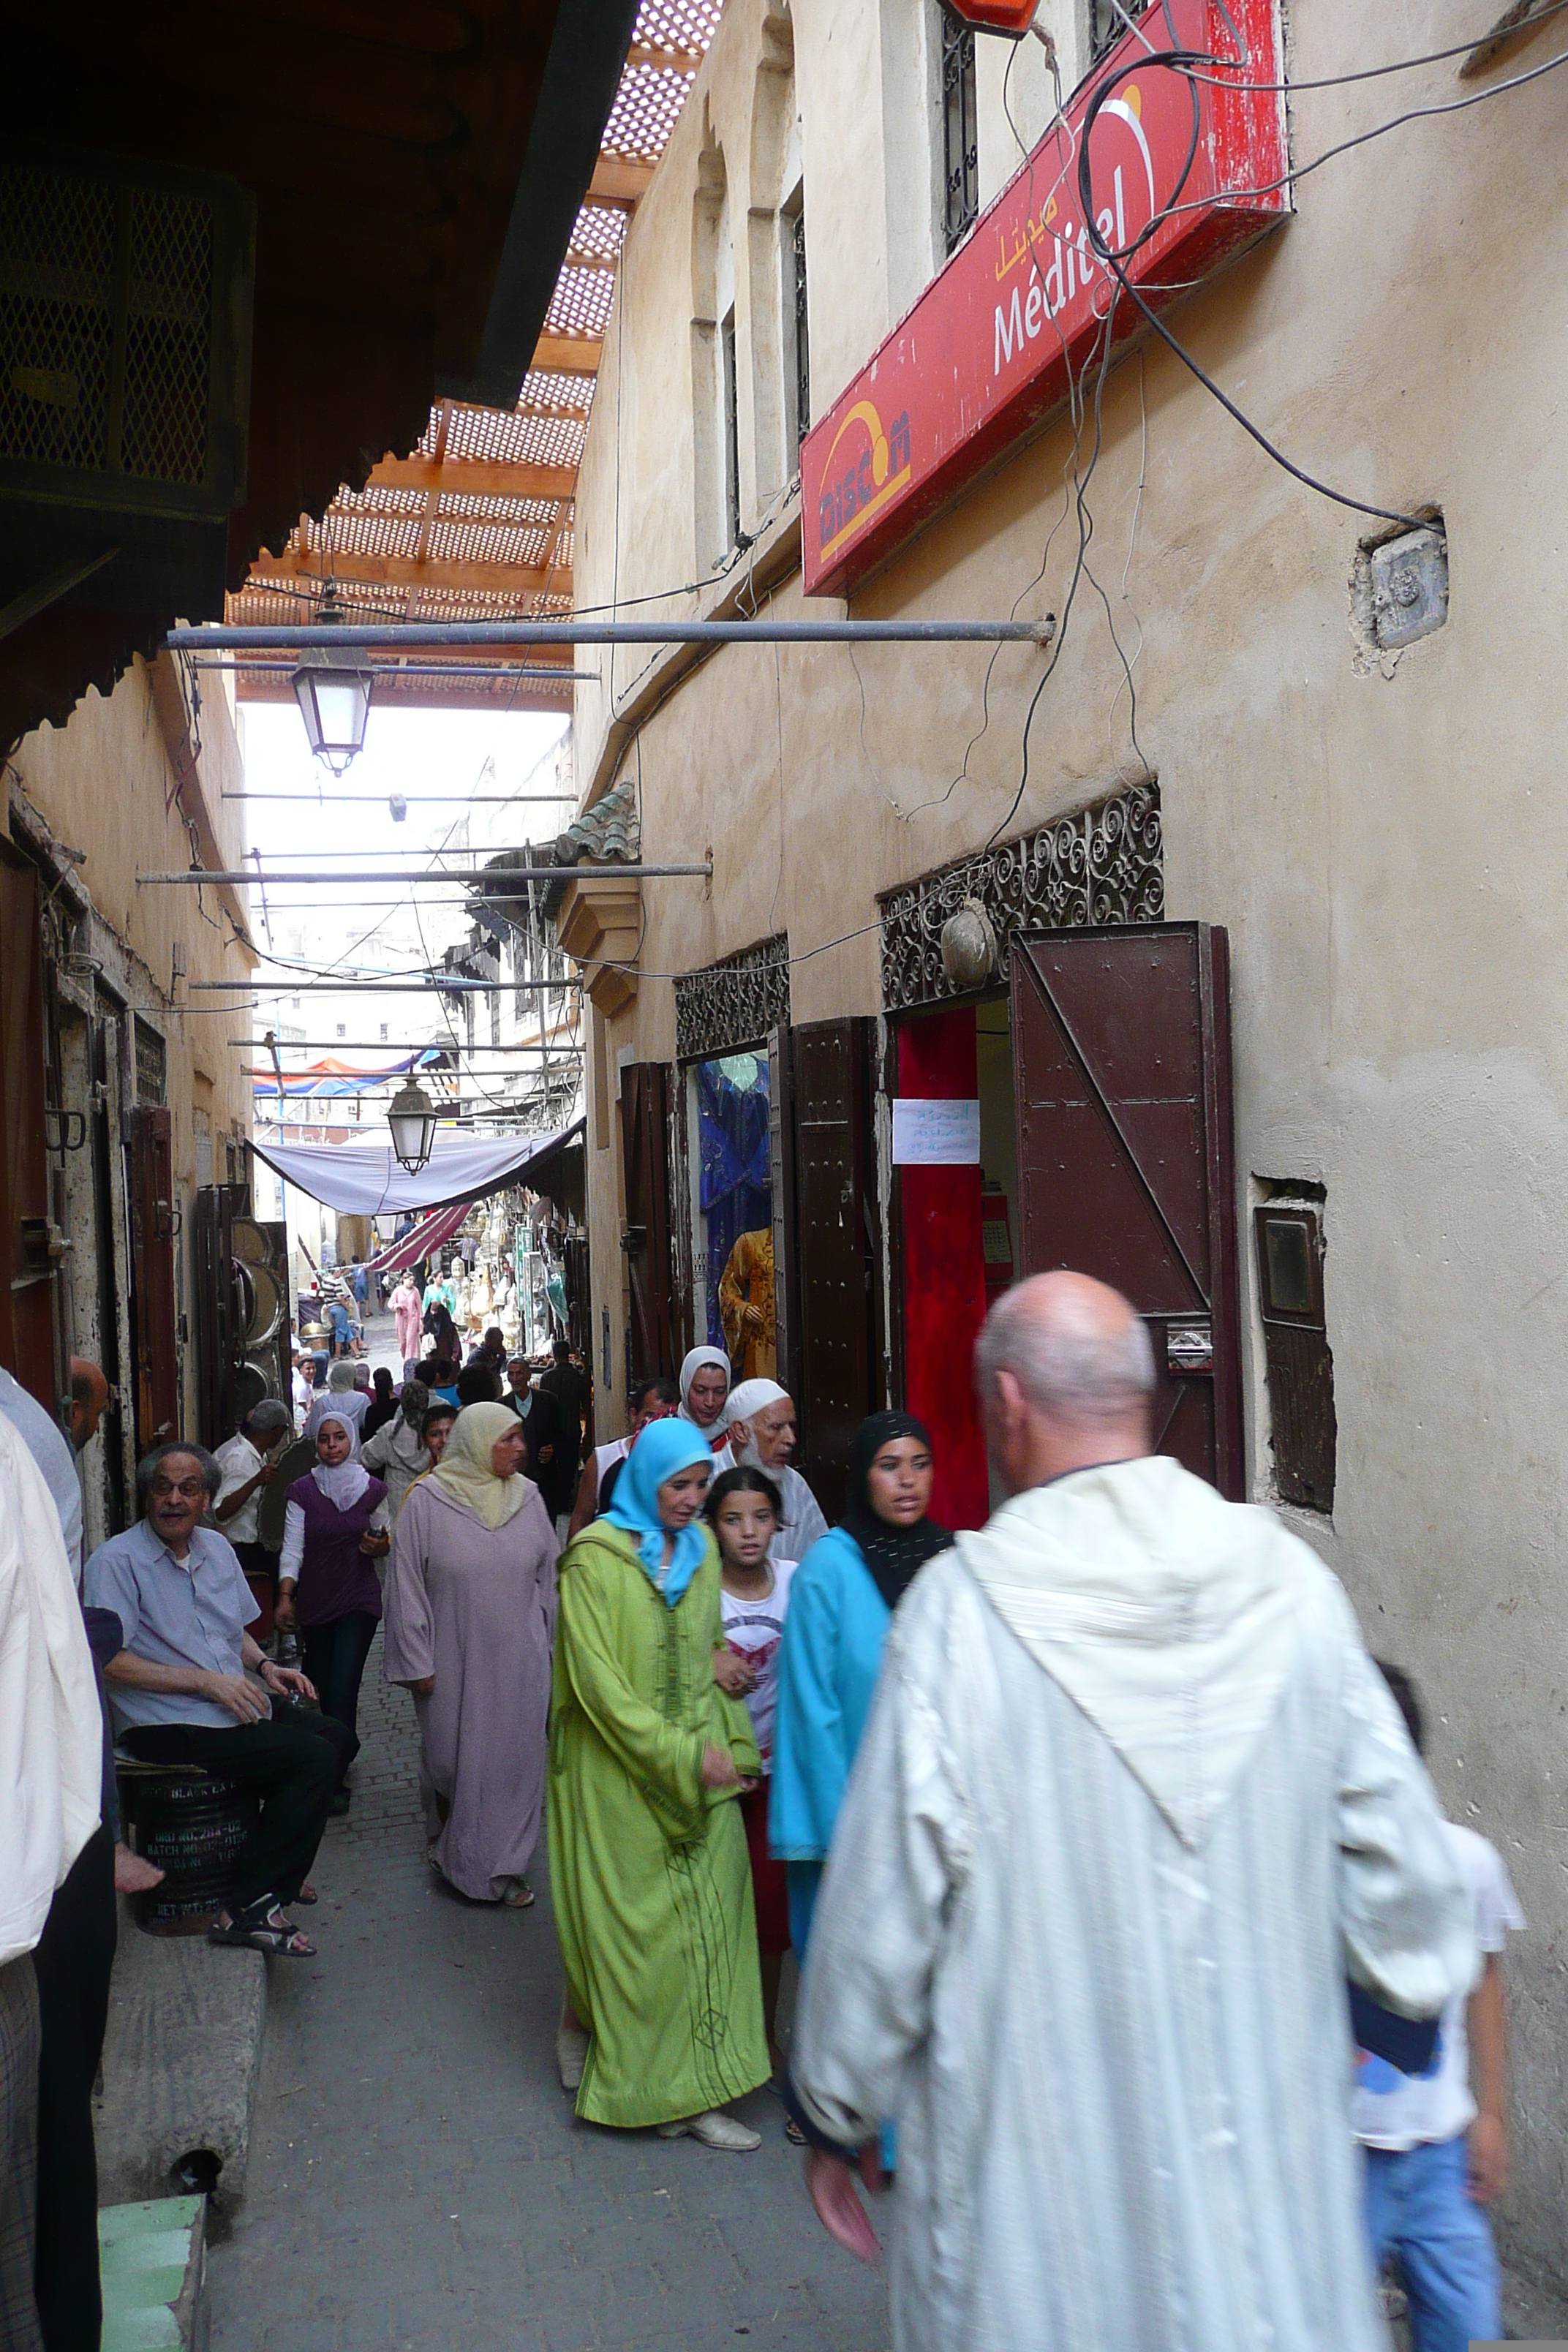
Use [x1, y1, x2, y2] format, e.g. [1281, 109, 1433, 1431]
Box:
[841, 1409, 953, 1610]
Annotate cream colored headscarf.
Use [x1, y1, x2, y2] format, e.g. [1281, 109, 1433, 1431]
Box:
[429, 1401, 531, 1529]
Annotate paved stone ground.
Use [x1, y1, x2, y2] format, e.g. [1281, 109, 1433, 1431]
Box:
[208, 1632, 891, 2352]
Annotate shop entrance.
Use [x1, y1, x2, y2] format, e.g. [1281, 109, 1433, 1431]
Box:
[892, 919, 1243, 1524]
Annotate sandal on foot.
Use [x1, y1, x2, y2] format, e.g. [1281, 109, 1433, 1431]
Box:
[293, 1881, 318, 1906]
[784, 2114, 807, 2146]
[657, 2110, 761, 2152]
[210, 1901, 316, 1959]
[501, 1879, 535, 1908]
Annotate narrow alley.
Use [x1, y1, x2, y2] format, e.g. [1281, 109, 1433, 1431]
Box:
[210, 1436, 887, 2352]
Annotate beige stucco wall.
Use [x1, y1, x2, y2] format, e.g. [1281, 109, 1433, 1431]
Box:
[569, 0, 1568, 2304]
[5, 655, 255, 1513]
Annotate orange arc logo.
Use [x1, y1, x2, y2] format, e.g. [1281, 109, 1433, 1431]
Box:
[818, 396, 912, 568]
[826, 399, 891, 489]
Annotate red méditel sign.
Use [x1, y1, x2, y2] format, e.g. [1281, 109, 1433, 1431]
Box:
[801, 0, 1289, 599]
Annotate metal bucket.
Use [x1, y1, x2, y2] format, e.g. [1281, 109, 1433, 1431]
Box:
[123, 1772, 260, 1934]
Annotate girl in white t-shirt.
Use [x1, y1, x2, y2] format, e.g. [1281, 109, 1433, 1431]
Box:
[706, 1466, 796, 2078]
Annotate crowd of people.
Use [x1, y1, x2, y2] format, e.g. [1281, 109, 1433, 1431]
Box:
[0, 1267, 1532, 2352]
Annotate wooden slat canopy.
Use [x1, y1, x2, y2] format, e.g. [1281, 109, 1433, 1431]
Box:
[230, 0, 725, 712]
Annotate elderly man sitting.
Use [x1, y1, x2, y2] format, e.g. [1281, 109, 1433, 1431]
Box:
[725, 1379, 829, 1564]
[84, 1442, 355, 1960]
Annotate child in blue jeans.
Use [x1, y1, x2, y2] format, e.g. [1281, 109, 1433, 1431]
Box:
[1354, 1663, 1524, 2352]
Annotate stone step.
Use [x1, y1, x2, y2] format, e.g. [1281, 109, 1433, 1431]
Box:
[93, 1896, 266, 2209]
[99, 2195, 208, 2352]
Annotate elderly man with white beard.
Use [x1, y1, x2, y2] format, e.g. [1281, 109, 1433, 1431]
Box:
[723, 1379, 828, 1565]
[788, 1270, 1474, 2352]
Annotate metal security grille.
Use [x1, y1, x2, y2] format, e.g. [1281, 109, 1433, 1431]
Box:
[942, 11, 979, 255]
[0, 148, 250, 520]
[133, 1017, 167, 1107]
[791, 207, 810, 448]
[121, 189, 214, 484]
[674, 936, 791, 1062]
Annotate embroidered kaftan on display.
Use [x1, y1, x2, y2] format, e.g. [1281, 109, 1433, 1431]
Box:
[792, 1457, 1474, 2352]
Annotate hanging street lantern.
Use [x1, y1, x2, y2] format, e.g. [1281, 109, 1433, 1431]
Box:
[289, 584, 374, 774]
[387, 1077, 439, 1174]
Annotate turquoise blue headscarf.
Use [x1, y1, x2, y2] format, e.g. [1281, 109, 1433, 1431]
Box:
[604, 1415, 715, 1606]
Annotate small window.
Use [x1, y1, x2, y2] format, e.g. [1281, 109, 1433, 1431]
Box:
[379, 1022, 388, 1042]
[783, 196, 810, 453]
[336, 1022, 346, 1039]
[941, 10, 979, 255]
[1090, 0, 1148, 61]
[721, 306, 741, 547]
[1254, 1202, 1337, 1512]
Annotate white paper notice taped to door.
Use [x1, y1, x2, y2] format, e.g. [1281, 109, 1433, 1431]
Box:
[892, 1098, 981, 1166]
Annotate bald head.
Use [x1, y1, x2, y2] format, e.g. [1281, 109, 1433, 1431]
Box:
[69, 1357, 109, 1450]
[975, 1273, 1156, 1495]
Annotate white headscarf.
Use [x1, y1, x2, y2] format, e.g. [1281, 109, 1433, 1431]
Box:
[308, 1410, 371, 1512]
[725, 1377, 788, 1466]
[307, 1383, 367, 1440]
[679, 1346, 732, 1429]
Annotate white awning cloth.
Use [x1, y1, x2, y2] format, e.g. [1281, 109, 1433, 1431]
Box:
[250, 1127, 574, 1215]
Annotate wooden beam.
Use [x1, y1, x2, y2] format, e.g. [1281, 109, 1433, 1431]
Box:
[587, 157, 655, 206]
[369, 456, 578, 501]
[249, 548, 574, 597]
[625, 41, 705, 73]
[562, 250, 619, 277]
[236, 674, 573, 715]
[531, 333, 601, 375]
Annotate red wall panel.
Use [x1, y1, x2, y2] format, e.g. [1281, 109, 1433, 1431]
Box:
[897, 1009, 990, 1531]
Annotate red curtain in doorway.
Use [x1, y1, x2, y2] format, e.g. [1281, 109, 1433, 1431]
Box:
[897, 1010, 990, 1530]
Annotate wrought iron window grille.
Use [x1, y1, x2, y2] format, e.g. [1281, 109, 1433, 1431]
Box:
[1090, 0, 1150, 62]
[674, 935, 791, 1061]
[942, 11, 980, 255]
[791, 206, 810, 449]
[721, 307, 742, 550]
[878, 780, 1163, 1011]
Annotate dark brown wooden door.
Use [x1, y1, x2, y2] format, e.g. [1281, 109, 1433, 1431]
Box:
[619, 1060, 676, 1384]
[1011, 923, 1243, 1496]
[0, 852, 54, 1395]
[127, 1104, 180, 1450]
[790, 1017, 881, 1514]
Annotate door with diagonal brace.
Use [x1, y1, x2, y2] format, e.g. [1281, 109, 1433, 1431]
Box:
[1010, 923, 1243, 1495]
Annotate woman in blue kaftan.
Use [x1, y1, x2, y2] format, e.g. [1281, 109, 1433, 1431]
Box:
[769, 1411, 952, 1956]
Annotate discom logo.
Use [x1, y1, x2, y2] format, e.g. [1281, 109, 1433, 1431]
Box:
[816, 399, 911, 568]
[992, 83, 1160, 377]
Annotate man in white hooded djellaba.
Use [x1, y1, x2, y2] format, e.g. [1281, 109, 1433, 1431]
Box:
[790, 1271, 1474, 2352]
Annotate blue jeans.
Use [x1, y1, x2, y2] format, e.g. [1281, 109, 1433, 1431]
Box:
[1363, 2133, 1499, 2352]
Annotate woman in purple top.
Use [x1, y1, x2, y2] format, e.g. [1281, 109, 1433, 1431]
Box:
[274, 1411, 389, 1800]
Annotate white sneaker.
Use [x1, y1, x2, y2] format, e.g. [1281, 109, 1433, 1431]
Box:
[557, 2024, 589, 2091]
[657, 2109, 761, 2152]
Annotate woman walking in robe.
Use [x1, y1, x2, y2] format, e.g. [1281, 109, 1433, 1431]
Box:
[274, 1411, 391, 1798]
[677, 1345, 735, 1471]
[391, 1273, 423, 1374]
[549, 1417, 769, 2150]
[382, 1403, 557, 1905]
[361, 1379, 431, 1518]
[770, 1411, 952, 1955]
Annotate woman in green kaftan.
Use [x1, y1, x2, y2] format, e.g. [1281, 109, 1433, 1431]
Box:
[549, 1414, 771, 2151]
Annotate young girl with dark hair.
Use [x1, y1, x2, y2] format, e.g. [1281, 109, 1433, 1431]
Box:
[706, 1464, 796, 2080]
